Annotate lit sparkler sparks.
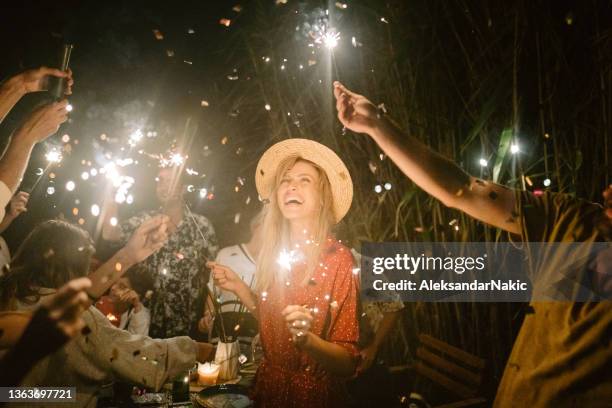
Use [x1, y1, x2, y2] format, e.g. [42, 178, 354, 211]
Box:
[45, 149, 63, 163]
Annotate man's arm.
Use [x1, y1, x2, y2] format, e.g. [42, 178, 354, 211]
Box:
[334, 82, 520, 235]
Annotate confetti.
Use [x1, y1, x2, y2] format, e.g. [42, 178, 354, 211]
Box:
[152, 29, 164, 40]
[219, 18, 231, 27]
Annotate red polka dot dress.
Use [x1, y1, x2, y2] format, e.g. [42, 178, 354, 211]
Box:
[251, 239, 360, 408]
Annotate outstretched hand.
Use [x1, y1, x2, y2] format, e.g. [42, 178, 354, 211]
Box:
[123, 215, 169, 264]
[209, 261, 243, 294]
[40, 277, 92, 339]
[333, 81, 379, 135]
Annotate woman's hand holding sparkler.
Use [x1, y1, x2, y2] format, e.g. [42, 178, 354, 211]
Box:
[282, 305, 313, 347]
[209, 261, 259, 314]
[333, 81, 380, 135]
[209, 261, 245, 294]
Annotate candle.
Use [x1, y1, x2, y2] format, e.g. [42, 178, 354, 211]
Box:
[197, 362, 220, 385]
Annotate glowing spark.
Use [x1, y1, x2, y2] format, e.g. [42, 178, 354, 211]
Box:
[323, 31, 340, 49]
[81, 171, 89, 180]
[90, 168, 98, 177]
[47, 186, 55, 195]
[66, 104, 73, 112]
[479, 158, 488, 167]
[510, 143, 520, 154]
[110, 217, 118, 226]
[91, 204, 100, 217]
[66, 181, 76, 191]
[170, 153, 184, 166]
[45, 149, 63, 163]
[61, 134, 70, 143]
[384, 182, 392, 191]
[374, 184, 382, 194]
[128, 129, 144, 147]
[199, 188, 208, 199]
[543, 178, 551, 187]
[264, 104, 271, 111]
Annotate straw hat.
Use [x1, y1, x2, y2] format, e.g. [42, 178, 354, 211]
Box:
[255, 139, 353, 223]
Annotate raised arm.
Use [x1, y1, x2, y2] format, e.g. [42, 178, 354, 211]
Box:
[333, 82, 520, 235]
[0, 67, 73, 124]
[0, 101, 69, 194]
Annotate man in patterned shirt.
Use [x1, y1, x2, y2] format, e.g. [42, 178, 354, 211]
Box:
[102, 165, 218, 338]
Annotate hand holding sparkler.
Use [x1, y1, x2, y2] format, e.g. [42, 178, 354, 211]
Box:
[282, 305, 313, 347]
[121, 215, 169, 265]
[333, 81, 380, 135]
[6, 191, 29, 219]
[209, 261, 244, 294]
[17, 100, 70, 143]
[9, 66, 74, 96]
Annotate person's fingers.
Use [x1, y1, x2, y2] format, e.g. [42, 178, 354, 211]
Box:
[136, 215, 166, 236]
[48, 290, 90, 321]
[38, 66, 68, 79]
[285, 312, 312, 324]
[333, 81, 356, 99]
[57, 316, 86, 338]
[54, 99, 69, 110]
[282, 305, 312, 318]
[17, 191, 29, 199]
[47, 277, 92, 309]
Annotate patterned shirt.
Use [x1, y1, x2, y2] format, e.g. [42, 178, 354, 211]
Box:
[120, 210, 218, 338]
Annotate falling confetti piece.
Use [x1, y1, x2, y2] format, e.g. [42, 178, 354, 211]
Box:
[166, 50, 175, 57]
[234, 213, 241, 223]
[201, 100, 209, 107]
[335, 2, 348, 9]
[115, 262, 122, 272]
[221, 136, 229, 145]
[368, 161, 377, 174]
[153, 29, 164, 40]
[233, 5, 243, 12]
[220, 18, 231, 27]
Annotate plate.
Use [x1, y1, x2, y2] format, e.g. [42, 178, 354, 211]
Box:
[194, 384, 252, 408]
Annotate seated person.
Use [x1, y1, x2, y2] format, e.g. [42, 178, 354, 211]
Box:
[96, 265, 153, 335]
[0, 218, 213, 408]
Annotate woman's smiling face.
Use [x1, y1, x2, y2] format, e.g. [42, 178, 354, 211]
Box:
[276, 160, 321, 223]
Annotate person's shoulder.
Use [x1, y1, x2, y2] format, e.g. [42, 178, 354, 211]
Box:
[216, 245, 241, 260]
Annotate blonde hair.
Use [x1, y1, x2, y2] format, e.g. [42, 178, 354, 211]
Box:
[254, 156, 335, 293]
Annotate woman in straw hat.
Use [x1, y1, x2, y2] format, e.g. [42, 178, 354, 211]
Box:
[209, 138, 359, 407]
